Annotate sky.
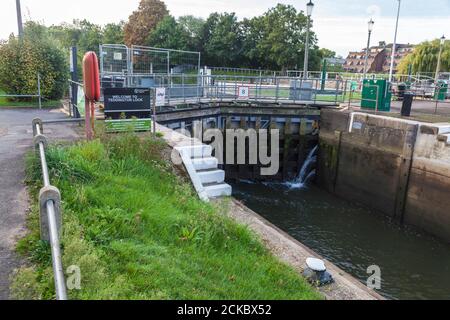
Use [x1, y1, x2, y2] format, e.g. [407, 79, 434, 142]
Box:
[1, 0, 449, 57]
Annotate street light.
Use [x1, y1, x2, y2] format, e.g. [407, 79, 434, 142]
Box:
[389, 0, 402, 82]
[16, 0, 24, 39]
[303, 1, 314, 79]
[435, 35, 446, 82]
[363, 19, 375, 79]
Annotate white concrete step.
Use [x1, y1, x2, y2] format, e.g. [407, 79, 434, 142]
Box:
[198, 170, 225, 185]
[192, 157, 219, 171]
[437, 126, 450, 135]
[440, 133, 450, 143]
[176, 145, 212, 158]
[204, 183, 232, 198]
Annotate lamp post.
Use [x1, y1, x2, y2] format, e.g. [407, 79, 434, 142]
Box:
[16, 0, 24, 39]
[388, 0, 402, 82]
[435, 35, 446, 83]
[303, 0, 314, 79]
[363, 19, 375, 79]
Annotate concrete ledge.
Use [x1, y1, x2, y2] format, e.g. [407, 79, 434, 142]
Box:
[224, 199, 384, 301]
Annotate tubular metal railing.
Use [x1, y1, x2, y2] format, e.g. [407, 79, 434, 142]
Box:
[32, 119, 68, 300]
[0, 73, 42, 108]
[99, 74, 347, 106]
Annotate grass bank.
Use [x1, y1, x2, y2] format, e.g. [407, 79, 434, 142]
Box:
[13, 131, 321, 300]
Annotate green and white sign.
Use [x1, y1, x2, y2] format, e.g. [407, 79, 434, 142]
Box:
[105, 118, 152, 133]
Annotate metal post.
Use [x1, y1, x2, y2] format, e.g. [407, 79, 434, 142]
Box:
[37, 74, 42, 109]
[435, 37, 445, 83]
[16, 0, 24, 39]
[275, 76, 279, 102]
[348, 85, 353, 110]
[70, 47, 79, 118]
[389, 0, 402, 82]
[303, 15, 311, 79]
[167, 51, 170, 76]
[321, 59, 327, 91]
[334, 79, 339, 104]
[363, 30, 372, 79]
[182, 74, 186, 103]
[152, 89, 156, 135]
[85, 99, 93, 140]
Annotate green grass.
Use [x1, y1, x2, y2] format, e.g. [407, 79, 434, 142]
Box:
[0, 89, 62, 108]
[12, 130, 321, 300]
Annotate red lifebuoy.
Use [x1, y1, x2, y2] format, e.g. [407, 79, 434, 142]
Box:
[82, 52, 101, 102]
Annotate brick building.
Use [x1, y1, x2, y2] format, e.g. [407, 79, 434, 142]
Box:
[344, 42, 414, 74]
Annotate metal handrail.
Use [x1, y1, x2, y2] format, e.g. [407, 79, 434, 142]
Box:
[34, 122, 68, 300]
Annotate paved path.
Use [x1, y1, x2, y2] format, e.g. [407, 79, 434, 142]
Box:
[0, 108, 79, 300]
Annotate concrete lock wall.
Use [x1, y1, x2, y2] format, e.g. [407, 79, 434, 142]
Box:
[318, 109, 450, 243]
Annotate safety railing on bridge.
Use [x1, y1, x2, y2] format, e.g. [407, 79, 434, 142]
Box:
[99, 74, 347, 107]
[32, 118, 68, 300]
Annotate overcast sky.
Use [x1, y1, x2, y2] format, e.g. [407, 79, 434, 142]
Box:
[1, 0, 449, 56]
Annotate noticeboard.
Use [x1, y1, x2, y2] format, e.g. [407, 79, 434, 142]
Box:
[104, 88, 151, 119]
[155, 87, 166, 107]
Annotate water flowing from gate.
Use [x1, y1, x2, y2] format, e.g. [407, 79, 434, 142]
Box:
[286, 145, 318, 189]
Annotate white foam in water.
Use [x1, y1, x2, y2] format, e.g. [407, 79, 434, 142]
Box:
[286, 146, 318, 190]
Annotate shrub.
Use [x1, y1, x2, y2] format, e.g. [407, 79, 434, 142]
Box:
[0, 22, 69, 100]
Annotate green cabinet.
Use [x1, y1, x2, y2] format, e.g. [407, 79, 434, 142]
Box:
[361, 79, 392, 112]
[435, 81, 448, 101]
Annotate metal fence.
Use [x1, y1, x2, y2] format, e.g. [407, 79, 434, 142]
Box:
[208, 66, 283, 77]
[0, 73, 42, 108]
[99, 44, 201, 81]
[344, 80, 450, 116]
[99, 74, 347, 107]
[32, 118, 67, 300]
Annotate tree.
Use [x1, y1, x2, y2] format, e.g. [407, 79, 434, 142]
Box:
[124, 0, 169, 46]
[147, 16, 191, 50]
[318, 48, 336, 60]
[398, 39, 450, 75]
[48, 20, 104, 55]
[201, 13, 243, 67]
[178, 15, 205, 51]
[75, 20, 104, 54]
[103, 22, 125, 44]
[243, 4, 318, 71]
[0, 22, 68, 99]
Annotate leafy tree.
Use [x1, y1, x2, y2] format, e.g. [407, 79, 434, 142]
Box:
[48, 23, 81, 48]
[201, 13, 243, 67]
[147, 16, 191, 50]
[124, 0, 169, 46]
[103, 22, 125, 45]
[75, 20, 104, 54]
[318, 48, 337, 60]
[243, 4, 318, 71]
[0, 22, 68, 99]
[398, 39, 450, 74]
[48, 20, 104, 55]
[178, 15, 205, 51]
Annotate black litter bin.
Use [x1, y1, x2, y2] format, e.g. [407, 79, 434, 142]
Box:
[397, 83, 406, 101]
[401, 93, 414, 117]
